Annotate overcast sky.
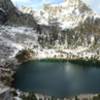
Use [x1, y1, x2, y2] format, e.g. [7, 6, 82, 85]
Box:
[11, 0, 100, 13]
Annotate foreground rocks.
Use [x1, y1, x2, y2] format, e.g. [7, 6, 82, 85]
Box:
[0, 8, 7, 24]
[0, 85, 100, 100]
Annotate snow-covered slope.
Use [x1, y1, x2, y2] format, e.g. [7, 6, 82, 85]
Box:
[0, 25, 40, 62]
[31, 0, 93, 29]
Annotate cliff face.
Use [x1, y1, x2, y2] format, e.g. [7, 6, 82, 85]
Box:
[0, 0, 16, 24]
[0, 0, 37, 27]
[0, 0, 14, 12]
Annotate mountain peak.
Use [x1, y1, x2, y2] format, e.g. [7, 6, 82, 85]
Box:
[64, 0, 80, 4]
[32, 0, 93, 29]
[63, 0, 92, 12]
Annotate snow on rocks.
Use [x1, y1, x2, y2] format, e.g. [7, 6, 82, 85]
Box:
[0, 25, 39, 62]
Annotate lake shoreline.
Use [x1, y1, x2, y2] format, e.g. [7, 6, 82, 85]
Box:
[1, 48, 100, 100]
[19, 56, 100, 65]
[15, 48, 100, 65]
[13, 59, 100, 99]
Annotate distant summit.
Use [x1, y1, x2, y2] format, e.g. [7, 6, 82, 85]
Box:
[19, 0, 100, 49]
[30, 0, 92, 29]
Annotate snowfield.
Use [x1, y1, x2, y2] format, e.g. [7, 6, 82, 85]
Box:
[0, 25, 39, 63]
[0, 25, 98, 63]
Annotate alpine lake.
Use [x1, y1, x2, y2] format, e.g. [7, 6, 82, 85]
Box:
[13, 59, 100, 97]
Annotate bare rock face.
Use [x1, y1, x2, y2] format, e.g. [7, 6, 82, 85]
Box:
[0, 0, 37, 27]
[0, 0, 15, 24]
[0, 0, 14, 13]
[0, 8, 7, 24]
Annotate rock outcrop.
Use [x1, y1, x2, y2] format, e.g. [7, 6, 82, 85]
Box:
[0, 0, 37, 27]
[0, 0, 15, 24]
[0, 8, 7, 24]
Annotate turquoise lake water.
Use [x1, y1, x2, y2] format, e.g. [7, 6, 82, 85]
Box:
[14, 61, 100, 97]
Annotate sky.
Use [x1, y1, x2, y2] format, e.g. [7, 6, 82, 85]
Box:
[11, 0, 100, 13]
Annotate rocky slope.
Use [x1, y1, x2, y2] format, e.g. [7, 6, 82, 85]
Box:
[0, 25, 39, 63]
[19, 0, 100, 50]
[38, 2, 100, 50]
[0, 0, 37, 27]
